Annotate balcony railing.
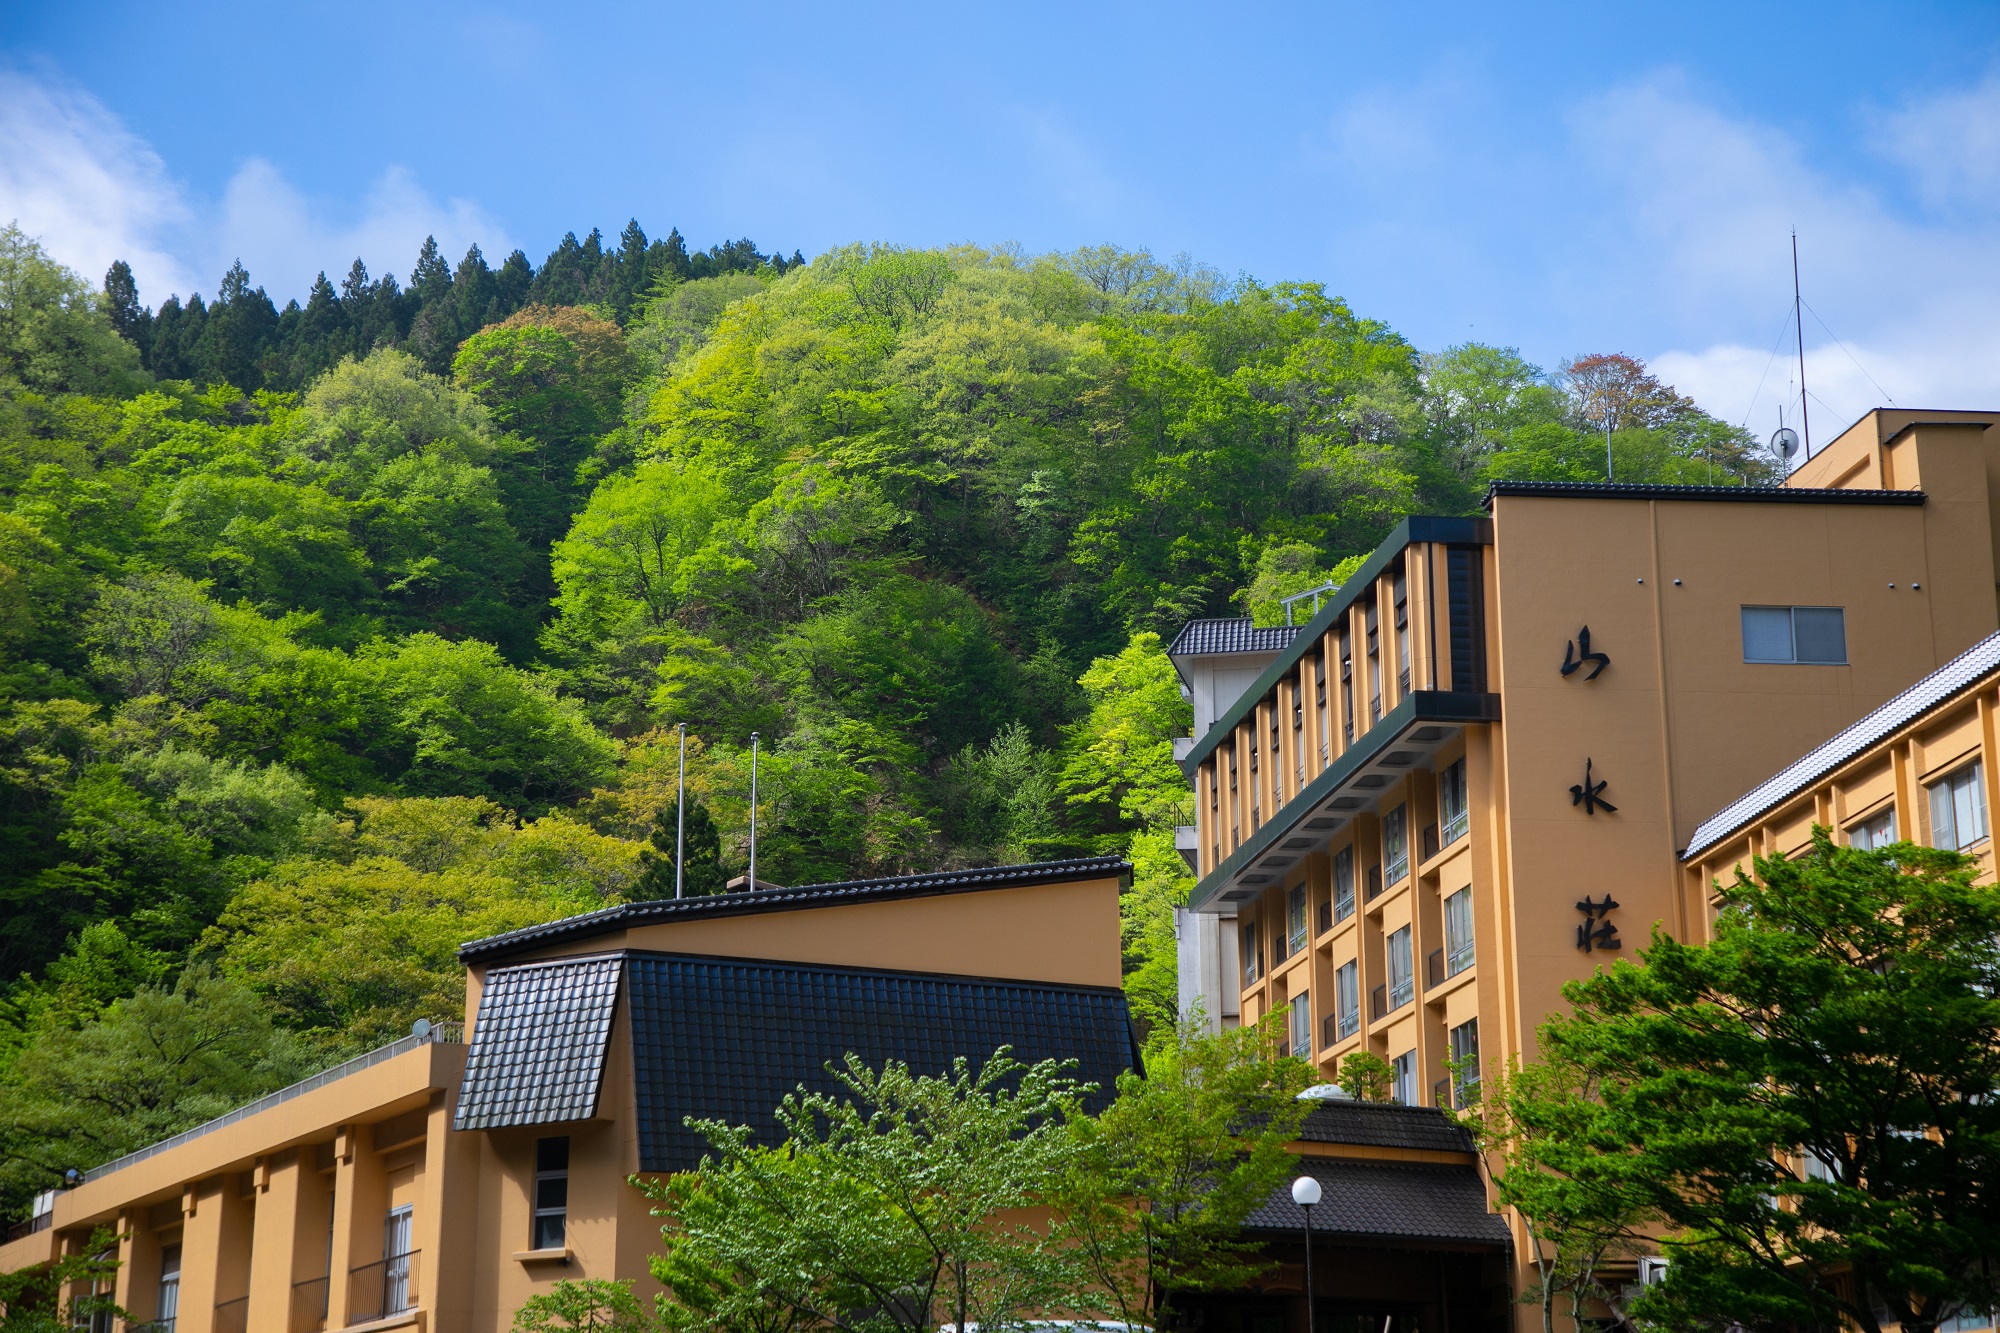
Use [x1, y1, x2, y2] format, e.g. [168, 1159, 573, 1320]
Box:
[1421, 822, 1439, 862]
[82, 1023, 462, 1185]
[1370, 984, 1387, 1021]
[290, 1275, 330, 1333]
[1389, 974, 1414, 1010]
[347, 1250, 419, 1326]
[1366, 866, 1383, 902]
[214, 1296, 249, 1333]
[1316, 898, 1332, 935]
[1338, 1005, 1359, 1040]
[1425, 948, 1445, 989]
[1442, 807, 1469, 845]
[3, 1211, 50, 1243]
[1434, 1078, 1453, 1110]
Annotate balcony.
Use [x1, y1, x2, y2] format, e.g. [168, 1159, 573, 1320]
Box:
[1389, 974, 1414, 1010]
[1434, 1078, 1453, 1110]
[1316, 898, 1332, 935]
[1447, 937, 1475, 977]
[347, 1249, 420, 1326]
[291, 1276, 329, 1333]
[215, 1296, 249, 1333]
[1370, 984, 1388, 1021]
[1426, 948, 1445, 990]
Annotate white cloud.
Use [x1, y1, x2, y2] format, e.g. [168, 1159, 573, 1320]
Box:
[0, 66, 511, 309]
[1576, 73, 2000, 430]
[0, 66, 197, 298]
[1870, 71, 2000, 211]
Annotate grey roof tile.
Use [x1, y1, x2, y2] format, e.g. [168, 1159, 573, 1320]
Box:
[1484, 480, 1925, 507]
[459, 857, 1130, 963]
[624, 954, 1139, 1172]
[1166, 618, 1302, 659]
[1296, 1100, 1479, 1153]
[1243, 1158, 1509, 1246]
[1684, 630, 2000, 859]
[453, 955, 622, 1130]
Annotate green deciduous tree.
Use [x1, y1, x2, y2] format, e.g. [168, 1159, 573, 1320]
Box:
[1051, 1012, 1314, 1330]
[644, 1049, 1088, 1333]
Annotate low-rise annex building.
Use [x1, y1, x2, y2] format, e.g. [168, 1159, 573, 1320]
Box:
[0, 855, 1521, 1333]
[1681, 628, 2000, 910]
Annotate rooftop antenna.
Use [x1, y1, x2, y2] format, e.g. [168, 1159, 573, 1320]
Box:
[1771, 402, 1800, 470]
[1792, 231, 1811, 458]
[747, 731, 759, 891]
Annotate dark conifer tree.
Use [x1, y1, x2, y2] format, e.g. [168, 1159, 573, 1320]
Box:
[660, 228, 692, 283]
[195, 260, 281, 392]
[147, 293, 205, 380]
[409, 236, 452, 307]
[451, 244, 499, 334]
[634, 797, 730, 897]
[494, 249, 534, 314]
[279, 272, 349, 388]
[404, 236, 460, 374]
[102, 261, 150, 352]
[531, 232, 589, 307]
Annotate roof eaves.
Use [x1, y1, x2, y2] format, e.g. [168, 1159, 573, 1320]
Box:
[1181, 516, 1491, 774]
[458, 856, 1133, 962]
[1682, 630, 2000, 860]
[1484, 480, 1926, 508]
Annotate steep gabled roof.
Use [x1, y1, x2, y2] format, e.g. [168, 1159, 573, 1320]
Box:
[1684, 631, 2000, 860]
[1297, 1099, 1479, 1153]
[1242, 1158, 1509, 1246]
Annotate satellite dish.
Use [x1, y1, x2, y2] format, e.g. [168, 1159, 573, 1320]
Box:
[1772, 426, 1801, 459]
[410, 1018, 432, 1039]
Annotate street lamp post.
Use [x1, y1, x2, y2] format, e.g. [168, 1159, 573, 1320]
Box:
[1292, 1174, 1321, 1333]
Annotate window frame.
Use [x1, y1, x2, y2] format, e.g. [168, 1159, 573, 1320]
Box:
[1741, 605, 1848, 665]
[1439, 759, 1469, 846]
[1289, 991, 1312, 1056]
[1928, 761, 1989, 852]
[1241, 920, 1262, 986]
[1335, 960, 1359, 1039]
[1390, 1050, 1416, 1105]
[1847, 806, 1897, 850]
[1444, 886, 1475, 976]
[1449, 1018, 1480, 1105]
[1286, 884, 1308, 955]
[1383, 805, 1410, 884]
[532, 1136, 570, 1252]
[1386, 925, 1414, 1010]
[156, 1242, 182, 1329]
[1332, 846, 1356, 923]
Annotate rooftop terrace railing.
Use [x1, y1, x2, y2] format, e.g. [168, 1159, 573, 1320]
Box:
[80, 1021, 462, 1185]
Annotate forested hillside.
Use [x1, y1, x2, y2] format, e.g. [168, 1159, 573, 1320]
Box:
[0, 220, 1768, 1217]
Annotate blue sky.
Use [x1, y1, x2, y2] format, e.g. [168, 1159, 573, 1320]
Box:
[3, 1, 1998, 440]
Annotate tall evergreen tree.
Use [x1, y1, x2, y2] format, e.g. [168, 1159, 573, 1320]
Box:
[532, 232, 591, 307]
[280, 272, 350, 388]
[635, 797, 729, 898]
[494, 249, 534, 313]
[146, 292, 205, 380]
[101, 261, 149, 351]
[194, 260, 281, 392]
[409, 236, 452, 307]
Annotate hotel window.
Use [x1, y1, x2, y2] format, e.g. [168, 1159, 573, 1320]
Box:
[532, 1136, 570, 1250]
[1242, 921, 1263, 985]
[384, 1205, 415, 1312]
[1383, 805, 1410, 884]
[1290, 992, 1312, 1057]
[1742, 606, 1847, 664]
[1287, 884, 1308, 956]
[1366, 603, 1382, 723]
[1335, 961, 1359, 1039]
[1333, 846, 1356, 922]
[1439, 759, 1468, 846]
[1387, 925, 1414, 1010]
[1394, 574, 1410, 692]
[1449, 1018, 1481, 1105]
[156, 1243, 182, 1332]
[1340, 636, 1354, 742]
[1444, 887, 1475, 976]
[1390, 1050, 1416, 1105]
[1929, 762, 1989, 851]
[1848, 807, 1896, 849]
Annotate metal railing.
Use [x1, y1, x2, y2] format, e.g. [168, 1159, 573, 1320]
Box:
[1316, 899, 1332, 935]
[347, 1249, 420, 1325]
[214, 1295, 249, 1333]
[1426, 948, 1446, 990]
[1434, 1078, 1453, 1110]
[1421, 822, 1439, 862]
[1366, 866, 1383, 902]
[1369, 984, 1387, 1021]
[82, 1023, 462, 1184]
[4, 1211, 50, 1242]
[290, 1276, 330, 1333]
[1389, 973, 1414, 1010]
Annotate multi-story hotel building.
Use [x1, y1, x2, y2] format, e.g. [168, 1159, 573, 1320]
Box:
[1173, 407, 2000, 1308]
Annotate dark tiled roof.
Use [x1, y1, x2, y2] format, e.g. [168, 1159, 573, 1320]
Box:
[1684, 630, 2000, 859]
[1243, 1158, 1510, 1247]
[1484, 480, 1924, 507]
[1297, 1100, 1479, 1153]
[459, 857, 1130, 963]
[454, 955, 622, 1131]
[1167, 618, 1301, 659]
[624, 953, 1140, 1172]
